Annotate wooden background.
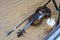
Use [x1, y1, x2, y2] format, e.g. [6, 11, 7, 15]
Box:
[0, 0, 60, 40]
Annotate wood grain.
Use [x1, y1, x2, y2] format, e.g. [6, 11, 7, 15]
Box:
[0, 0, 59, 40]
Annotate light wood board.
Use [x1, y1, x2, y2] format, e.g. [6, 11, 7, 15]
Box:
[0, 0, 60, 40]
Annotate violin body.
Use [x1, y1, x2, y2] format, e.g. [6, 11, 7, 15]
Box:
[28, 6, 51, 25]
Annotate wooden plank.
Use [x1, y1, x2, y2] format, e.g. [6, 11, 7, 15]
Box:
[0, 0, 59, 40]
